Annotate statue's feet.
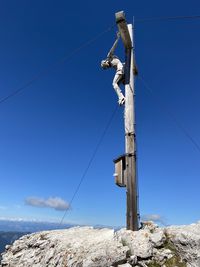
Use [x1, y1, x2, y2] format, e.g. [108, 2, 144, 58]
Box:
[118, 97, 125, 106]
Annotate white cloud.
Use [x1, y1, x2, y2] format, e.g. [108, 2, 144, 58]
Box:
[25, 197, 70, 211]
[141, 214, 167, 225]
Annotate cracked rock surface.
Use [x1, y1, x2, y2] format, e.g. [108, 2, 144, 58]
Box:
[1, 222, 200, 266]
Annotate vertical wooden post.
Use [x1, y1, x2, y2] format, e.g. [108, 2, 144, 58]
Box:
[124, 24, 138, 231]
[115, 11, 139, 231]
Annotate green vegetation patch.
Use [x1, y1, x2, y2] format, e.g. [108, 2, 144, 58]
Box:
[147, 261, 161, 267]
[165, 255, 186, 267]
[147, 237, 187, 267]
[147, 255, 186, 267]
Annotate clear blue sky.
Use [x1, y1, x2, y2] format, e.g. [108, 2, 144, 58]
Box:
[0, 0, 200, 227]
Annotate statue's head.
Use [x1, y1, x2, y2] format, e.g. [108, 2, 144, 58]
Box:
[101, 59, 110, 69]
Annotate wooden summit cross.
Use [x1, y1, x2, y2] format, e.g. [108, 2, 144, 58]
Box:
[113, 11, 139, 231]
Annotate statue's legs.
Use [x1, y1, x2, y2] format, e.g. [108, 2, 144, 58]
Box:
[112, 73, 125, 105]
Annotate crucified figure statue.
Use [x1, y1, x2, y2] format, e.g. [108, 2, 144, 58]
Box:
[101, 32, 125, 106]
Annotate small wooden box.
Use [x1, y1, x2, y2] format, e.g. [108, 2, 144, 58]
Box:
[113, 155, 127, 187]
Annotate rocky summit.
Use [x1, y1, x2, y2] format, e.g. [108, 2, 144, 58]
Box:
[1, 222, 200, 267]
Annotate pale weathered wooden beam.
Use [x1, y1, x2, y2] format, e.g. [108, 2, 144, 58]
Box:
[115, 11, 139, 231]
[115, 11, 132, 50]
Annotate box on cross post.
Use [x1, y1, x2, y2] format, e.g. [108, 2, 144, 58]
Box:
[113, 155, 127, 187]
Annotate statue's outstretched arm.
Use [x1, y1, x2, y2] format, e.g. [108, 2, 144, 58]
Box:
[107, 32, 120, 58]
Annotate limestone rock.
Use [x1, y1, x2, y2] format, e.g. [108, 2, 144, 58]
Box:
[1, 227, 129, 267]
[118, 264, 132, 267]
[1, 222, 200, 267]
[165, 223, 200, 267]
[150, 228, 166, 247]
[115, 228, 153, 259]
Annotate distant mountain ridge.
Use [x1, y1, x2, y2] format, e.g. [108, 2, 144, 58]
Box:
[0, 219, 75, 232]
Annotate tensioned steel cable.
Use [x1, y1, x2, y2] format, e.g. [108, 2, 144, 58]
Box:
[59, 104, 119, 225]
[137, 75, 200, 154]
[0, 24, 115, 105]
